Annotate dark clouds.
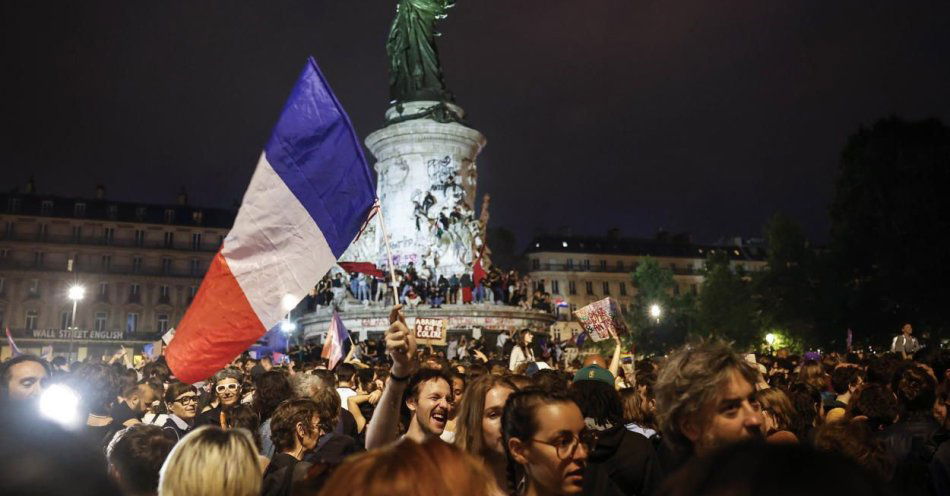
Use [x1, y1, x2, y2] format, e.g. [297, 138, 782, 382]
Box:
[2, 1, 949, 245]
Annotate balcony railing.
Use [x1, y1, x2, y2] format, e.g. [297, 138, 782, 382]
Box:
[0, 232, 219, 253]
[532, 263, 703, 276]
[0, 259, 206, 279]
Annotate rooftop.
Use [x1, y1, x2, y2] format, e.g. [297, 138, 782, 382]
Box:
[525, 234, 766, 261]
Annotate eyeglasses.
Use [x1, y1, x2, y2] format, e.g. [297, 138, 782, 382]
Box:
[532, 431, 598, 460]
[215, 383, 240, 393]
[174, 395, 198, 405]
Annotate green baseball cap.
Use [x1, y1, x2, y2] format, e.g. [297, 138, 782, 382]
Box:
[573, 365, 615, 387]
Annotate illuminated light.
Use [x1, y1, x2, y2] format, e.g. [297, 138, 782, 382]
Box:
[281, 294, 298, 312]
[765, 333, 776, 345]
[562, 241, 568, 248]
[649, 304, 662, 321]
[39, 384, 82, 429]
[67, 285, 85, 301]
[280, 320, 296, 334]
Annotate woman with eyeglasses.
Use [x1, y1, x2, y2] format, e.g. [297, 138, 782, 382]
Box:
[161, 382, 199, 440]
[196, 368, 244, 427]
[502, 388, 592, 496]
[262, 398, 323, 496]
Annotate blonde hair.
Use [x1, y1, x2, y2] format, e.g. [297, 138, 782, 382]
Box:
[158, 426, 261, 496]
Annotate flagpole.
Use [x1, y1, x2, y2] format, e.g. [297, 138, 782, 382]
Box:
[374, 201, 400, 307]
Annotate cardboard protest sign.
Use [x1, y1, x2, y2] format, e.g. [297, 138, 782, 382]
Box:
[414, 318, 448, 346]
[573, 297, 628, 342]
[161, 327, 176, 345]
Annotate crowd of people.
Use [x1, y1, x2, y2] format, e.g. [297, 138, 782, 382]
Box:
[310, 263, 555, 313]
[1, 311, 948, 495]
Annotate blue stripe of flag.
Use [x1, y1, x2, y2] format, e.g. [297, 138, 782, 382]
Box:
[263, 57, 376, 258]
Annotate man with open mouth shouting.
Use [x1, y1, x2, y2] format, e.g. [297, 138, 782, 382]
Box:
[365, 305, 454, 448]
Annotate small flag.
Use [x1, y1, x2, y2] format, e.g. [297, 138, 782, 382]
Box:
[321, 311, 351, 370]
[554, 297, 569, 308]
[5, 327, 23, 357]
[165, 58, 376, 383]
[41, 346, 54, 362]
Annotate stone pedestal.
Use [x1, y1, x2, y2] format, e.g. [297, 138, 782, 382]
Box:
[342, 101, 486, 278]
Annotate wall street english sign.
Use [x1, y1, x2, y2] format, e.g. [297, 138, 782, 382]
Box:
[19, 328, 126, 341]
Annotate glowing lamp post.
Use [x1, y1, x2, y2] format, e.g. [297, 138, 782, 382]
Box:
[649, 303, 662, 323]
[67, 285, 85, 329]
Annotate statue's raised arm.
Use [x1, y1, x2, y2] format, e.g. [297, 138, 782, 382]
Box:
[387, 0, 455, 104]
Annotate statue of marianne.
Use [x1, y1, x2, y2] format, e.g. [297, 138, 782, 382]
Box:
[386, 0, 455, 104]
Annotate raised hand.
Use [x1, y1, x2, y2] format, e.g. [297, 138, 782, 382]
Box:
[386, 304, 417, 377]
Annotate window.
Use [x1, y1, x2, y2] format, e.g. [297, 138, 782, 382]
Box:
[103, 227, 115, 244]
[74, 202, 86, 217]
[569, 281, 577, 295]
[531, 258, 540, 270]
[187, 286, 198, 303]
[566, 259, 574, 269]
[691, 284, 698, 295]
[41, 200, 53, 215]
[107, 205, 118, 219]
[33, 251, 44, 267]
[585, 281, 594, 295]
[582, 260, 591, 270]
[28, 279, 39, 295]
[159, 285, 170, 304]
[599, 260, 607, 270]
[94, 312, 108, 332]
[4, 221, 13, 236]
[0, 277, 5, 295]
[619, 282, 628, 296]
[192, 210, 204, 224]
[126, 313, 139, 333]
[8, 198, 21, 213]
[536, 280, 546, 292]
[602, 281, 611, 295]
[98, 282, 109, 299]
[617, 260, 624, 271]
[157, 314, 170, 333]
[163, 232, 174, 248]
[191, 233, 202, 250]
[101, 255, 112, 269]
[670, 263, 677, 271]
[164, 209, 175, 224]
[0, 248, 7, 259]
[674, 285, 681, 296]
[72, 225, 82, 240]
[551, 280, 560, 294]
[135, 207, 147, 221]
[25, 310, 38, 330]
[134, 230, 145, 246]
[60, 311, 72, 330]
[190, 258, 200, 275]
[132, 256, 143, 273]
[162, 258, 172, 274]
[36, 223, 48, 240]
[129, 283, 140, 303]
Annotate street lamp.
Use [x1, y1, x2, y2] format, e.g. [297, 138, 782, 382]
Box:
[67, 285, 85, 329]
[649, 303, 662, 323]
[281, 293, 298, 313]
[765, 333, 776, 346]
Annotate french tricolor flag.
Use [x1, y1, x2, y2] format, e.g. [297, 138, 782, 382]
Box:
[321, 311, 351, 370]
[166, 58, 376, 383]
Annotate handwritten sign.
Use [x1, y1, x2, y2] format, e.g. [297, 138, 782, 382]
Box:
[573, 298, 628, 342]
[414, 318, 448, 346]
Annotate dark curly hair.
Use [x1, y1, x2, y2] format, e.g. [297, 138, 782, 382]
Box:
[269, 398, 319, 453]
[891, 364, 936, 414]
[252, 370, 294, 421]
[68, 362, 120, 415]
[570, 379, 624, 428]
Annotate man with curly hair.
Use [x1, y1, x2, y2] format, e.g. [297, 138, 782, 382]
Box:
[654, 340, 764, 463]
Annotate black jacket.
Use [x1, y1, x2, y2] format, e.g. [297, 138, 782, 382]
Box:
[582, 425, 663, 496]
[878, 412, 941, 495]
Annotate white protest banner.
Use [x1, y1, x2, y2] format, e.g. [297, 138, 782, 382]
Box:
[573, 297, 628, 342]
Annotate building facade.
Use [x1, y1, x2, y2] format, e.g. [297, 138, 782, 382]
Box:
[525, 234, 767, 313]
[0, 187, 234, 360]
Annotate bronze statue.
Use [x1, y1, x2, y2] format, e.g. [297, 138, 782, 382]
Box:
[387, 0, 456, 106]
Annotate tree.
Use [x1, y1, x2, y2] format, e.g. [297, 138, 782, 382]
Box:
[626, 257, 693, 354]
[697, 251, 759, 349]
[829, 117, 950, 343]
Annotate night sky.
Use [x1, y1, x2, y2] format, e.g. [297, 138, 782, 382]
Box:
[3, 1, 949, 246]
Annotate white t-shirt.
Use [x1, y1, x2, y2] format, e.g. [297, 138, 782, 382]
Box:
[509, 345, 534, 372]
[337, 387, 357, 411]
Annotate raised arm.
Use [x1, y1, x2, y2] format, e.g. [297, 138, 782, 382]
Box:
[365, 305, 417, 449]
